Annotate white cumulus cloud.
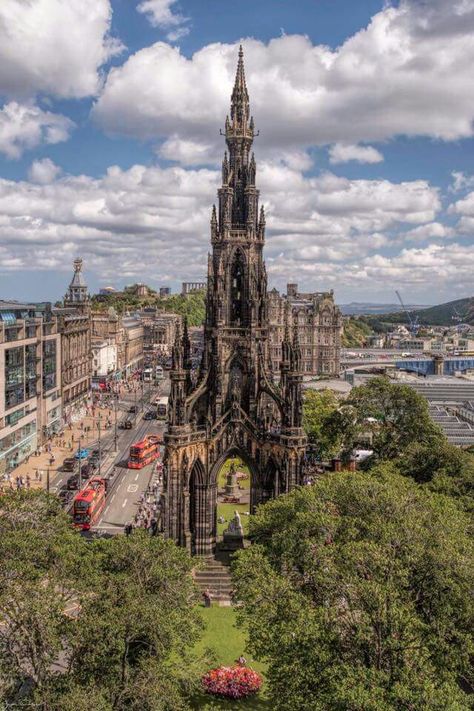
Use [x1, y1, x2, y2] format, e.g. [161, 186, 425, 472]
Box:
[137, 0, 190, 41]
[28, 158, 62, 184]
[0, 102, 74, 159]
[329, 143, 384, 165]
[94, 0, 474, 164]
[0, 0, 123, 99]
[0, 159, 444, 302]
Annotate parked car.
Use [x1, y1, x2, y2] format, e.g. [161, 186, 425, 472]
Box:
[128, 405, 138, 414]
[144, 410, 156, 420]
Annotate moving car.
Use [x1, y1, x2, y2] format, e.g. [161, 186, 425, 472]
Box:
[62, 457, 77, 472]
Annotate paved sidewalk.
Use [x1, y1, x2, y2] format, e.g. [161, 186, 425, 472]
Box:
[1, 403, 117, 493]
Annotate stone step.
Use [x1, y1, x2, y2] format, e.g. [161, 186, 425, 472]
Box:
[196, 579, 233, 588]
[195, 565, 230, 574]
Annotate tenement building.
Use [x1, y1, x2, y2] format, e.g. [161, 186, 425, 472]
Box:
[162, 48, 307, 556]
[268, 284, 342, 376]
[91, 308, 144, 380]
[55, 258, 92, 423]
[0, 302, 62, 474]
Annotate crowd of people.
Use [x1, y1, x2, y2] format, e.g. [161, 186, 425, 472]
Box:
[124, 463, 163, 536]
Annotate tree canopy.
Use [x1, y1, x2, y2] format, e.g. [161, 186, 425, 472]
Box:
[0, 490, 204, 710]
[346, 377, 442, 462]
[303, 389, 357, 460]
[232, 469, 474, 711]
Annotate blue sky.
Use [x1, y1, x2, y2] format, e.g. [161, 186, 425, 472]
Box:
[0, 0, 473, 305]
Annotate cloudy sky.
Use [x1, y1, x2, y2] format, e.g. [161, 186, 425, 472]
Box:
[0, 0, 473, 305]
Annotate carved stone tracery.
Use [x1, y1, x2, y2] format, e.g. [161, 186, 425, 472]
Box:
[162, 47, 307, 556]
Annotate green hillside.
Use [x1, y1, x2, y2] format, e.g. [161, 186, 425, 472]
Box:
[91, 289, 206, 327]
[368, 297, 474, 327]
[342, 317, 374, 347]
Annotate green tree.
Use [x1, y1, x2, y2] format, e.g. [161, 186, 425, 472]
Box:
[347, 376, 442, 461]
[232, 469, 473, 711]
[397, 439, 474, 509]
[303, 389, 356, 459]
[0, 491, 204, 710]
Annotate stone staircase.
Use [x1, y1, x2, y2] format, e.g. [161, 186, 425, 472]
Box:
[194, 555, 233, 606]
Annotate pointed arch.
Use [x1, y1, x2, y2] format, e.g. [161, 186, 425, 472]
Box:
[229, 248, 246, 326]
[189, 458, 209, 555]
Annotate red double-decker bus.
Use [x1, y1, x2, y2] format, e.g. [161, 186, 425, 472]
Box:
[72, 477, 106, 530]
[128, 435, 160, 469]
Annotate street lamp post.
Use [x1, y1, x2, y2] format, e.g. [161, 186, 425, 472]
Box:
[97, 418, 102, 478]
[114, 396, 118, 452]
[78, 435, 83, 490]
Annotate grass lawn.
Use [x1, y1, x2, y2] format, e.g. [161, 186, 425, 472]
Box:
[192, 606, 271, 710]
[216, 502, 250, 536]
[217, 458, 251, 536]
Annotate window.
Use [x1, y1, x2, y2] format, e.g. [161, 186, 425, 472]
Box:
[42, 340, 57, 392]
[6, 408, 25, 426]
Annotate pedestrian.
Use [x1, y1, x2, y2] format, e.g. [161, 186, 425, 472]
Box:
[26, 475, 31, 490]
[203, 588, 212, 608]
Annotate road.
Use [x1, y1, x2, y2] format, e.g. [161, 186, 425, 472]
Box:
[52, 377, 170, 536]
[94, 415, 166, 534]
[92, 377, 170, 535]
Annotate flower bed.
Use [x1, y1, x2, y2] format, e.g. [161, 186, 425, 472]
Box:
[202, 665, 262, 699]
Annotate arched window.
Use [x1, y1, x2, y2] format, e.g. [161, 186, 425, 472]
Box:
[230, 252, 245, 326]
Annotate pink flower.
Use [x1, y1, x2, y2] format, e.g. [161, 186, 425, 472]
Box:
[202, 665, 262, 699]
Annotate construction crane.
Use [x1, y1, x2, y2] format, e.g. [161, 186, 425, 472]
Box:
[395, 290, 419, 335]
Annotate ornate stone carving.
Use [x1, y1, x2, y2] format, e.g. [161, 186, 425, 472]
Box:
[162, 47, 307, 557]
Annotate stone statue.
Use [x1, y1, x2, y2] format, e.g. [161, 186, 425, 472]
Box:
[228, 509, 243, 535]
[222, 508, 244, 550]
[225, 462, 240, 497]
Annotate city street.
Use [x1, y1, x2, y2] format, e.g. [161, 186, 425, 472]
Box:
[91, 376, 169, 535]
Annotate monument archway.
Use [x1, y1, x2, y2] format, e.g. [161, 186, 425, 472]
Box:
[162, 47, 307, 557]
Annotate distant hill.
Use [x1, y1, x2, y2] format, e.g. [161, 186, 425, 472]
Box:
[369, 297, 474, 327]
[341, 302, 429, 316]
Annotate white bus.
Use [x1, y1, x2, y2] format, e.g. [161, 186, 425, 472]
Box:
[143, 367, 153, 382]
[156, 396, 169, 419]
[154, 365, 164, 383]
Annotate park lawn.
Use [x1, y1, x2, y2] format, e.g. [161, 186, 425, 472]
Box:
[216, 502, 250, 536]
[193, 606, 270, 710]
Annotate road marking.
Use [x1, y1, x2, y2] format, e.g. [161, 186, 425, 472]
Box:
[127, 484, 138, 493]
[122, 498, 128, 508]
[111, 493, 115, 502]
[134, 473, 139, 481]
[103, 506, 109, 515]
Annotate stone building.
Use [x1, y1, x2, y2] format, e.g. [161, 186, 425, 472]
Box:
[268, 284, 342, 376]
[163, 48, 307, 556]
[122, 317, 144, 377]
[181, 281, 206, 296]
[141, 310, 178, 356]
[0, 302, 62, 474]
[55, 258, 92, 423]
[91, 308, 143, 379]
